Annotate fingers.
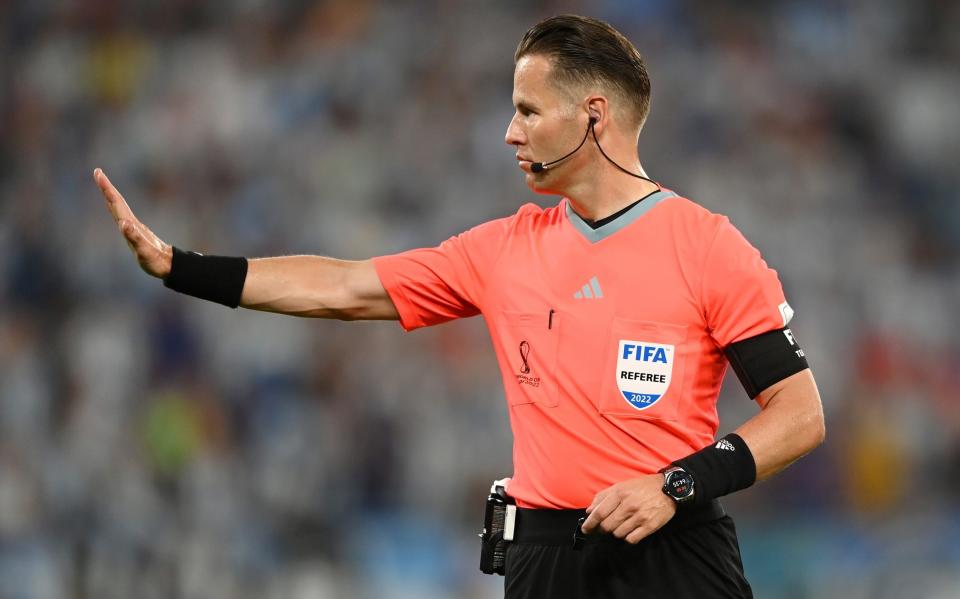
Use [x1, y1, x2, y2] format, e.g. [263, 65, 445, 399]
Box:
[586, 501, 662, 544]
[119, 218, 136, 243]
[117, 219, 139, 255]
[580, 492, 620, 534]
[612, 512, 646, 540]
[122, 219, 158, 255]
[96, 169, 172, 279]
[586, 489, 609, 514]
[582, 476, 677, 541]
[94, 168, 136, 225]
[625, 524, 656, 545]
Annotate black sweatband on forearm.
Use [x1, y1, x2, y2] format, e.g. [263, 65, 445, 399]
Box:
[163, 247, 248, 308]
[670, 433, 756, 506]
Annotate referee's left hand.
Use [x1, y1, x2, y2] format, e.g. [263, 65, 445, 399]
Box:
[580, 474, 676, 544]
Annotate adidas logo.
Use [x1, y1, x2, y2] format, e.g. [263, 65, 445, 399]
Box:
[573, 276, 603, 300]
[715, 439, 736, 452]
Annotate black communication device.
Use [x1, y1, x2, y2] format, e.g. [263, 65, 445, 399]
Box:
[479, 480, 516, 575]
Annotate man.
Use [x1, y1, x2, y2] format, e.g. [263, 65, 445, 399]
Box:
[95, 14, 824, 599]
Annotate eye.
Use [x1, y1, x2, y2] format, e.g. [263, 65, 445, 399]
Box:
[515, 104, 535, 117]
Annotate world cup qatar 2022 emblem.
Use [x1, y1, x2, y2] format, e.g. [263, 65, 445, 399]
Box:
[615, 340, 675, 409]
[516, 340, 541, 388]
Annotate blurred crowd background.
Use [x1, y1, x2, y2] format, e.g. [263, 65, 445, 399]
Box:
[2, 0, 959, 597]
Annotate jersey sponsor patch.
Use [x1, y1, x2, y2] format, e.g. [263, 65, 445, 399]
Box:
[615, 340, 675, 410]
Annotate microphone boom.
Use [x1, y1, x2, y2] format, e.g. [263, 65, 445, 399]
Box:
[527, 117, 656, 184]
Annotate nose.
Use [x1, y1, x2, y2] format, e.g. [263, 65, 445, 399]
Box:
[505, 112, 525, 147]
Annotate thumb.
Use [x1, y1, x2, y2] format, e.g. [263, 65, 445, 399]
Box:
[119, 219, 140, 245]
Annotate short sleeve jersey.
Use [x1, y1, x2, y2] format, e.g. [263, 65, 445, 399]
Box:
[372, 190, 792, 509]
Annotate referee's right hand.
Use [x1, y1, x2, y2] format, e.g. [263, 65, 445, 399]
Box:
[94, 168, 173, 279]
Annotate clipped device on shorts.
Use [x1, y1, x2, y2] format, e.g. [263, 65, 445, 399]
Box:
[572, 516, 588, 551]
[479, 477, 516, 575]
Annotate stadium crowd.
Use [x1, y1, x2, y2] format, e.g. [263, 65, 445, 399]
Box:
[1, 1, 958, 597]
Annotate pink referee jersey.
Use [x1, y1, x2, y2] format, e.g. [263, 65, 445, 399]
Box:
[372, 190, 792, 509]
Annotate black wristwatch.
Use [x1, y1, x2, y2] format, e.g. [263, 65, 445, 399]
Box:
[661, 466, 696, 505]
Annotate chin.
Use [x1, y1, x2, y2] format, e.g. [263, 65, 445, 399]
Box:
[526, 176, 563, 196]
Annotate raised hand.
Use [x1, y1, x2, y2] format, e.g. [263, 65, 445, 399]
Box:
[94, 168, 172, 279]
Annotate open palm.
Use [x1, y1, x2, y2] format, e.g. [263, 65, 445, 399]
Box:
[94, 168, 172, 279]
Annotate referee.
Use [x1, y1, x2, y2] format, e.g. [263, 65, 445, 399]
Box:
[95, 15, 824, 599]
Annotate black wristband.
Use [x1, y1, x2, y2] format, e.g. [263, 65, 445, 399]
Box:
[671, 433, 756, 506]
[163, 247, 248, 308]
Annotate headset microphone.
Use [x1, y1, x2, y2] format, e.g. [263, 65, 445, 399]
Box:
[530, 117, 597, 173]
[529, 118, 657, 185]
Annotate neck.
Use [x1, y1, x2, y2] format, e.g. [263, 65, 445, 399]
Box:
[565, 158, 660, 222]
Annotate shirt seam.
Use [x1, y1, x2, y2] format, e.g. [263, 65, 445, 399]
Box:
[478, 212, 519, 311]
[698, 220, 725, 346]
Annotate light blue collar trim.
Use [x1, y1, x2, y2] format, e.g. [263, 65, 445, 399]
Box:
[565, 190, 677, 243]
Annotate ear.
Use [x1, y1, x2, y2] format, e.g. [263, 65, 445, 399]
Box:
[585, 95, 609, 133]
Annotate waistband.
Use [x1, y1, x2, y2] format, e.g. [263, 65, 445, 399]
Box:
[512, 499, 725, 546]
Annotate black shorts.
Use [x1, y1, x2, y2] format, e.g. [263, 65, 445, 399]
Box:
[503, 501, 752, 599]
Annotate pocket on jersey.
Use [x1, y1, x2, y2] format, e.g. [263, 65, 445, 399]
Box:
[496, 310, 560, 407]
[597, 319, 689, 421]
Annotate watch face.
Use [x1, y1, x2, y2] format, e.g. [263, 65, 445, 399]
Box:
[665, 470, 694, 500]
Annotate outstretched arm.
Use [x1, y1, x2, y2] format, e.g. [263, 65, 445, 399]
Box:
[241, 256, 397, 320]
[94, 168, 398, 320]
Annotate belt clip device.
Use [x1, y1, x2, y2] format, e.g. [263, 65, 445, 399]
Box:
[479, 477, 516, 575]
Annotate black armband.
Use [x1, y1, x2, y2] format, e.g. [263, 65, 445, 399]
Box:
[725, 327, 808, 399]
[163, 247, 248, 308]
[670, 433, 756, 506]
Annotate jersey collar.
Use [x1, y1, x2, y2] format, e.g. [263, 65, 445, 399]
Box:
[564, 190, 677, 244]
